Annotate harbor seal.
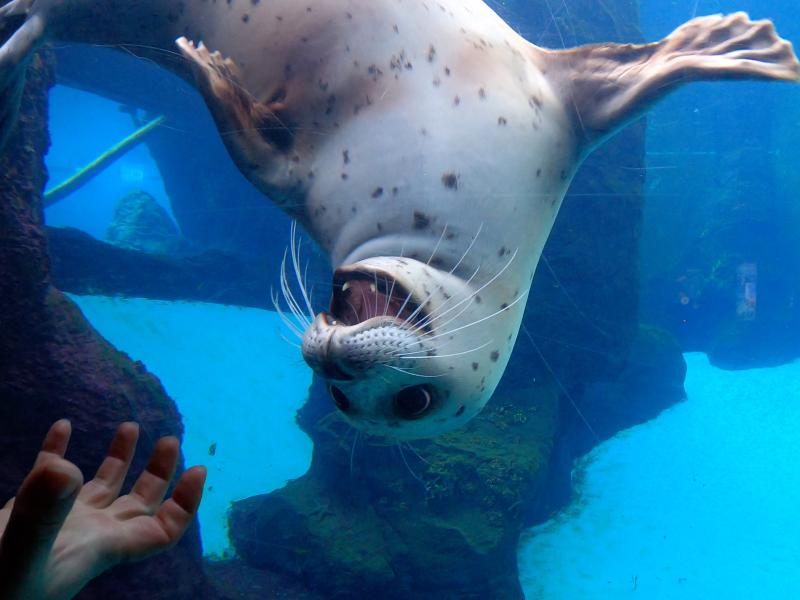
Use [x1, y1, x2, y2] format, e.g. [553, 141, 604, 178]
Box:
[1, 1, 797, 439]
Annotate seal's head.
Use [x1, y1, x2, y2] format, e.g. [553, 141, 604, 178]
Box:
[301, 256, 525, 440]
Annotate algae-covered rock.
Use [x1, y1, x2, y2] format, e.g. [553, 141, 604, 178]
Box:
[231, 377, 559, 599]
[106, 189, 185, 254]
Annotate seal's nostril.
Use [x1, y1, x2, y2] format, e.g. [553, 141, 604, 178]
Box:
[329, 385, 351, 413]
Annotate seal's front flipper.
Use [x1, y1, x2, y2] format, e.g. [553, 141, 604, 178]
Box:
[0, 0, 46, 151]
[176, 37, 297, 208]
[546, 12, 799, 148]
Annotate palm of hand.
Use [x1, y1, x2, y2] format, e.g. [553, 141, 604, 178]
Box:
[0, 421, 205, 600]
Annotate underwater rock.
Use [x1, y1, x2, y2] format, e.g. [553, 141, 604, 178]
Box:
[48, 225, 272, 308]
[0, 51, 214, 599]
[204, 558, 325, 600]
[641, 215, 800, 369]
[230, 375, 559, 599]
[562, 325, 688, 459]
[106, 189, 185, 254]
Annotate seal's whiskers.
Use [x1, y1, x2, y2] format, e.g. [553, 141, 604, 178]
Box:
[449, 222, 484, 275]
[382, 364, 448, 379]
[396, 223, 480, 330]
[423, 290, 529, 344]
[279, 250, 309, 327]
[272, 222, 318, 343]
[290, 221, 315, 324]
[408, 263, 482, 333]
[426, 223, 448, 266]
[270, 289, 304, 340]
[396, 443, 427, 486]
[410, 249, 519, 337]
[396, 340, 494, 361]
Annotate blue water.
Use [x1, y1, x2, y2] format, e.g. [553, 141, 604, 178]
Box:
[519, 353, 800, 598]
[37, 0, 800, 596]
[45, 86, 174, 240]
[69, 296, 313, 558]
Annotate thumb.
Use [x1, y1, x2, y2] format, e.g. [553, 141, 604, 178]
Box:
[0, 459, 83, 598]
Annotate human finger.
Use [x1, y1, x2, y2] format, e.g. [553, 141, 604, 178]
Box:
[153, 466, 207, 545]
[79, 422, 139, 508]
[32, 420, 72, 469]
[0, 459, 83, 597]
[128, 437, 179, 512]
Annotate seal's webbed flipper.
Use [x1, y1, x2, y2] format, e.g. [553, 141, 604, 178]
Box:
[0, 0, 46, 151]
[176, 37, 297, 207]
[546, 12, 800, 149]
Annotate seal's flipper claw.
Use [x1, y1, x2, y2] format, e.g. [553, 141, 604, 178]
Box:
[546, 12, 799, 147]
[176, 36, 293, 187]
[0, 1, 45, 151]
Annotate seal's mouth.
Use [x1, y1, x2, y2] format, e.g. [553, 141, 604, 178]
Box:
[329, 268, 430, 331]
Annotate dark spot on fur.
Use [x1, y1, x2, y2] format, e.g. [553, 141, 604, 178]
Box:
[441, 172, 458, 190]
[444, 66, 451, 76]
[241, 13, 249, 22]
[498, 246, 508, 257]
[536, 168, 542, 177]
[251, 0, 259, 4]
[371, 187, 384, 198]
[500, 303, 508, 310]
[471, 362, 479, 371]
[455, 405, 466, 416]
[342, 150, 350, 164]
[393, 24, 399, 33]
[498, 116, 507, 125]
[478, 88, 486, 99]
[475, 295, 482, 303]
[560, 170, 568, 181]
[428, 45, 436, 62]
[490, 350, 500, 362]
[341, 173, 348, 180]
[391, 186, 399, 195]
[351, 206, 357, 214]
[413, 211, 431, 229]
[453, 95, 460, 106]
[268, 87, 287, 104]
[377, 222, 383, 231]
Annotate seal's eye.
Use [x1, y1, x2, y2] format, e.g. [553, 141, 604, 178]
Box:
[329, 385, 351, 413]
[394, 385, 432, 419]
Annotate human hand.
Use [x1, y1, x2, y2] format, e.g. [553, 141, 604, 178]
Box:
[0, 420, 206, 600]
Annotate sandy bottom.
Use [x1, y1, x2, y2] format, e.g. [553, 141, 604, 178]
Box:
[518, 353, 800, 599]
[72, 295, 313, 558]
